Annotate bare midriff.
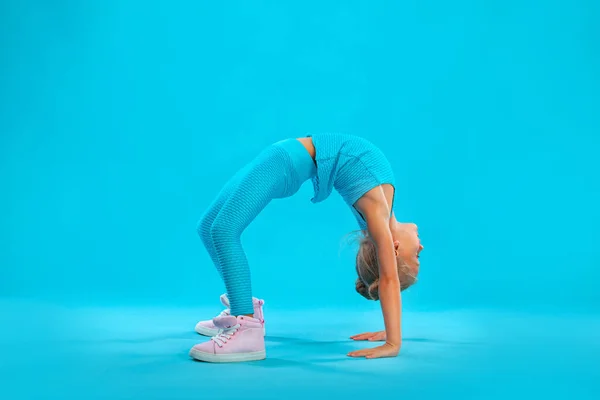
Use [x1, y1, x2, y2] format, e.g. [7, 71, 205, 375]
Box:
[296, 137, 316, 162]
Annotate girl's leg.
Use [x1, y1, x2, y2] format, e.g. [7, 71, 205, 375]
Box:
[208, 162, 283, 316]
[197, 166, 248, 281]
[190, 141, 314, 362]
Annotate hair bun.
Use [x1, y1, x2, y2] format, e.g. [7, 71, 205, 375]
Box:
[367, 279, 380, 301]
[355, 278, 370, 299]
[356, 278, 379, 300]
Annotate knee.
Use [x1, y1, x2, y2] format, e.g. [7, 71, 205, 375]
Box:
[209, 219, 228, 240]
[197, 214, 213, 243]
[198, 213, 232, 246]
[209, 216, 239, 244]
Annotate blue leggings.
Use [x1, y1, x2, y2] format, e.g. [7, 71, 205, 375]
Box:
[197, 139, 316, 316]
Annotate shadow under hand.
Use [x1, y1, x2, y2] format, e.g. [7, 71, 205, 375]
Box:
[403, 337, 482, 345]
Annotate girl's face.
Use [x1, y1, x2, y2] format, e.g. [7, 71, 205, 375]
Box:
[391, 222, 423, 274]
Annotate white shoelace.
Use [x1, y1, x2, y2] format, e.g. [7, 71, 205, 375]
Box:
[211, 324, 241, 347]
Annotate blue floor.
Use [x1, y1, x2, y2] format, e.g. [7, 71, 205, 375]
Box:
[1, 299, 599, 399]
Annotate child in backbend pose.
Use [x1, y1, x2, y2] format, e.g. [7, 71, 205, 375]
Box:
[190, 133, 423, 363]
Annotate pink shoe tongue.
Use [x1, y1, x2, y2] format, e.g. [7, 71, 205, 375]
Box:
[213, 315, 238, 329]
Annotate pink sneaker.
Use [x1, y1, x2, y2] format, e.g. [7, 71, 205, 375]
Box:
[194, 294, 266, 337]
[189, 315, 266, 363]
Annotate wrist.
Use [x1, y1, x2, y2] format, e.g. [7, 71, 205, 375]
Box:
[385, 331, 401, 347]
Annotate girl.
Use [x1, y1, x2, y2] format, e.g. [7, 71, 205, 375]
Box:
[189, 133, 423, 363]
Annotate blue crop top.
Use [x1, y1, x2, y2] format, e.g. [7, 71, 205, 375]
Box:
[307, 133, 396, 230]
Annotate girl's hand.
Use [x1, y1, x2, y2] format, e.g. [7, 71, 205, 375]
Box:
[347, 342, 400, 359]
[350, 331, 386, 341]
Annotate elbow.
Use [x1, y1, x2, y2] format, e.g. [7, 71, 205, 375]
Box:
[379, 276, 400, 289]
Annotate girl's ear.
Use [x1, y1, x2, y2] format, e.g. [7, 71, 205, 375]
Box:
[393, 240, 400, 257]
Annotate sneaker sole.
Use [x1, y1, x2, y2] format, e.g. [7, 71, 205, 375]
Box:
[195, 325, 266, 337]
[189, 349, 266, 363]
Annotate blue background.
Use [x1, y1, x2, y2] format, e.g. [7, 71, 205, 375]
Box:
[1, 1, 599, 399]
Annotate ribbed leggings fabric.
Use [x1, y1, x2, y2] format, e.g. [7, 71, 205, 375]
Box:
[197, 139, 316, 316]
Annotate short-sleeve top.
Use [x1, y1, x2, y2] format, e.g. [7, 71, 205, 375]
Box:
[307, 133, 396, 230]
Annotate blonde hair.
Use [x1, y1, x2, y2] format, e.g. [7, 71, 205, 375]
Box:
[353, 232, 417, 300]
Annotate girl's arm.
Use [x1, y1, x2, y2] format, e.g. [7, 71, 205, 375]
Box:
[366, 207, 402, 348]
[348, 194, 402, 359]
